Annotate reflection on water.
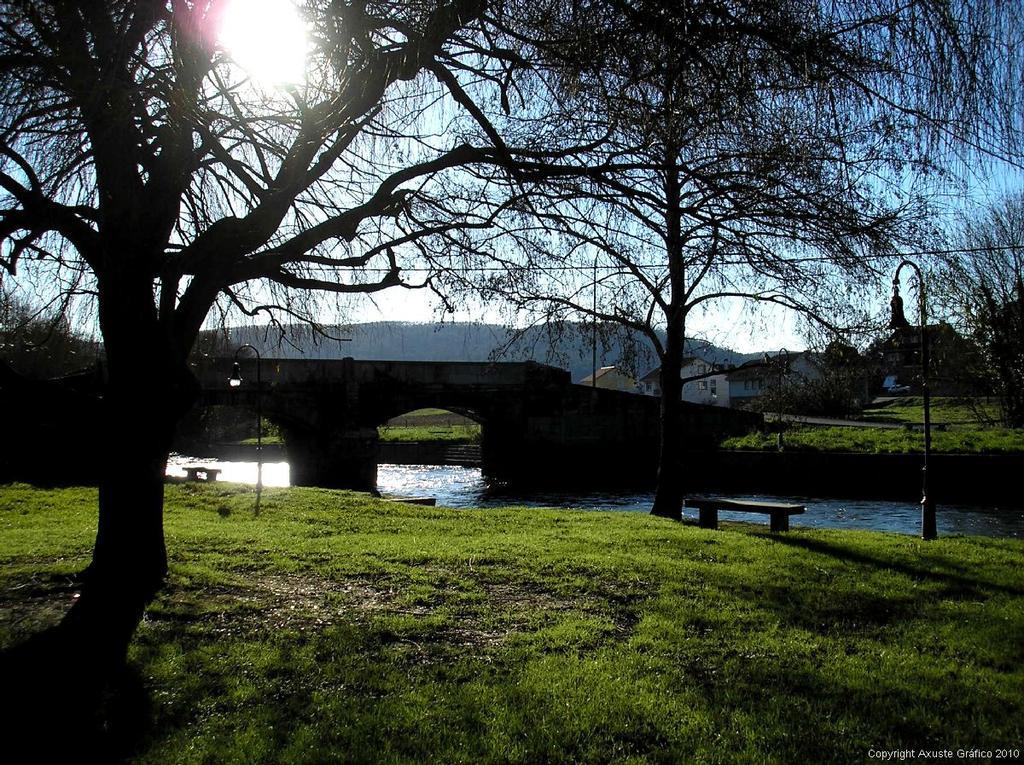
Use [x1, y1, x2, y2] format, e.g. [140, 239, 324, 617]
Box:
[167, 457, 1024, 538]
[167, 453, 290, 487]
[379, 465, 1024, 538]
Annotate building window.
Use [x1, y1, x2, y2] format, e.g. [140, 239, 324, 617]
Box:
[698, 380, 707, 390]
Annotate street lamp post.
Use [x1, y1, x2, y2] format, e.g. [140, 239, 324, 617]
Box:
[889, 260, 936, 540]
[592, 253, 598, 388]
[774, 349, 789, 451]
[229, 344, 263, 516]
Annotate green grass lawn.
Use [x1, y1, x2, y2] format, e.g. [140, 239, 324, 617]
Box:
[860, 397, 1003, 426]
[2, 483, 1022, 763]
[724, 396, 1024, 453]
[238, 434, 285, 446]
[377, 423, 482, 443]
[389, 407, 461, 420]
[232, 409, 482, 445]
[722, 424, 1024, 453]
[243, 423, 480, 445]
[379, 408, 482, 444]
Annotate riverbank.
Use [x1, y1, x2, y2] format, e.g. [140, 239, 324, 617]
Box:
[687, 450, 1024, 505]
[172, 441, 287, 461]
[170, 442, 1024, 508]
[2, 483, 1021, 762]
[722, 423, 1024, 454]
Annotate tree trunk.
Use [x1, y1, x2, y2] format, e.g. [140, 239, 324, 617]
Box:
[0, 360, 191, 759]
[0, 267, 202, 755]
[651, 314, 685, 520]
[652, 151, 686, 520]
[63, 274, 199, 667]
[65, 384, 178, 666]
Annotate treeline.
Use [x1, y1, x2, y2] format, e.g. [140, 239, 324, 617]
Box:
[198, 320, 754, 384]
[0, 291, 96, 380]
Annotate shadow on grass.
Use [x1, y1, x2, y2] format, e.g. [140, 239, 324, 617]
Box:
[643, 534, 1024, 757]
[767, 533, 1024, 598]
[680, 640, 1015, 759]
[0, 622, 154, 763]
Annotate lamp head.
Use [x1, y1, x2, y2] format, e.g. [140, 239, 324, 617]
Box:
[889, 281, 911, 330]
[228, 362, 242, 387]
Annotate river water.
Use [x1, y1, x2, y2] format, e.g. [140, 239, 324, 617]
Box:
[167, 455, 1024, 539]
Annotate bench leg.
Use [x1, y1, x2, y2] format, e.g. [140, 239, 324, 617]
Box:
[770, 512, 789, 532]
[698, 508, 718, 530]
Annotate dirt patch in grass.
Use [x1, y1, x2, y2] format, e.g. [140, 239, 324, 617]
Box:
[0, 574, 80, 646]
[249, 574, 405, 631]
[1, 560, 648, 668]
[139, 574, 377, 636]
[480, 580, 630, 632]
[140, 570, 639, 658]
[3, 565, 642, 663]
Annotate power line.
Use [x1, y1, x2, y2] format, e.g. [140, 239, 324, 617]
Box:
[324, 243, 1023, 274]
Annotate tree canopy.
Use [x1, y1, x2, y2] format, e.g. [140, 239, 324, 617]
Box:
[0, 1, 557, 349]
[429, 0, 1024, 515]
[933, 191, 1024, 426]
[0, 0, 571, 683]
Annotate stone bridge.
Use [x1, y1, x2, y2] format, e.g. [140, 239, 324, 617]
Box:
[194, 357, 759, 491]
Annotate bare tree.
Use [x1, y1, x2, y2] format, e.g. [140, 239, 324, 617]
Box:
[0, 0, 564, 685]
[438, 0, 1024, 518]
[932, 192, 1024, 426]
[0, 286, 95, 377]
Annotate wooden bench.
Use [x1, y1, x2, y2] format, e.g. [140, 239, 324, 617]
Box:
[183, 466, 222, 482]
[382, 494, 437, 506]
[684, 497, 805, 532]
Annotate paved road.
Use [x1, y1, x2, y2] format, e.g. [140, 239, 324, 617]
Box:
[764, 413, 908, 429]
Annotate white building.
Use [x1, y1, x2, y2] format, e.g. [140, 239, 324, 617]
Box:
[726, 351, 822, 405]
[639, 357, 731, 407]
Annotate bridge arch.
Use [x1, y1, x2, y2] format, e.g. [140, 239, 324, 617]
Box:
[194, 357, 757, 491]
[377, 406, 485, 435]
[376, 407, 484, 470]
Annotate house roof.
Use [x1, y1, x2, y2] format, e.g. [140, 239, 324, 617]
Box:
[725, 351, 816, 381]
[726, 362, 766, 382]
[579, 365, 624, 384]
[641, 358, 732, 384]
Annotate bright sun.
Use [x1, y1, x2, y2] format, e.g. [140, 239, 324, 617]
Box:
[218, 0, 308, 85]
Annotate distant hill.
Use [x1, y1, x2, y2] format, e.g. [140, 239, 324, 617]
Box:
[208, 321, 753, 384]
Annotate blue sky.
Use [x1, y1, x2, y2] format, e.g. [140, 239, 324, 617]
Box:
[341, 287, 808, 354]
